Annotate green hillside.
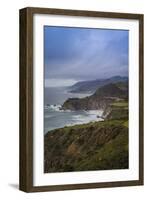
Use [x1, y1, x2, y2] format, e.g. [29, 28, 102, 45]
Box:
[44, 119, 128, 172]
[44, 80, 129, 173]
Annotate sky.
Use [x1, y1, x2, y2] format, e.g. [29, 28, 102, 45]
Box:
[44, 26, 128, 87]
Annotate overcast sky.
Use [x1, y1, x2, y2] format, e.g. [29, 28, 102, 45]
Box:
[44, 26, 128, 87]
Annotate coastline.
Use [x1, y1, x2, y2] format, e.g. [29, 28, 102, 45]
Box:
[44, 104, 104, 134]
[44, 81, 129, 173]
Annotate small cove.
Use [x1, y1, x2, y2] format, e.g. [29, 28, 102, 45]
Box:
[44, 87, 103, 134]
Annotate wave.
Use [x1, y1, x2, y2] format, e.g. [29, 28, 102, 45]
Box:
[72, 112, 103, 124]
[45, 104, 62, 111]
[44, 107, 104, 133]
[45, 104, 74, 113]
[62, 115, 104, 128]
[85, 110, 103, 117]
[44, 114, 54, 119]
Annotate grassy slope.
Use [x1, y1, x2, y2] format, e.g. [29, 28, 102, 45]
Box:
[76, 126, 128, 171]
[111, 101, 128, 107]
[106, 101, 128, 123]
[44, 119, 128, 173]
[45, 85, 129, 173]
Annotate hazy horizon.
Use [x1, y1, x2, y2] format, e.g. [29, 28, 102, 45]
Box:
[44, 75, 128, 88]
[44, 26, 128, 87]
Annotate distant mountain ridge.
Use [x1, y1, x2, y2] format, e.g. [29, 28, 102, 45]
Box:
[94, 83, 127, 98]
[69, 76, 128, 93]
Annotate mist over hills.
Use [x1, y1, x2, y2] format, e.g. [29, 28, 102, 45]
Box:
[69, 76, 128, 94]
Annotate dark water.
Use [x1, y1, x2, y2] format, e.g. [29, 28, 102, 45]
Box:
[44, 87, 91, 105]
[44, 87, 103, 134]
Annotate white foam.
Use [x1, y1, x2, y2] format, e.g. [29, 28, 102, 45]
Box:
[86, 109, 103, 116]
[71, 111, 104, 125]
[45, 104, 61, 111]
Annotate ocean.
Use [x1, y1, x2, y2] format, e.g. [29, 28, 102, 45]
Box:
[44, 87, 103, 134]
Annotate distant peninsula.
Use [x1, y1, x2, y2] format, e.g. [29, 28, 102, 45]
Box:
[68, 76, 128, 94]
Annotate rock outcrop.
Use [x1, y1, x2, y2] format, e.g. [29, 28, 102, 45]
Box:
[62, 83, 128, 112]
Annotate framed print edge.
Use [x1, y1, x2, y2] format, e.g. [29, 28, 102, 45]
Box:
[19, 8, 33, 192]
[19, 7, 144, 193]
[139, 14, 144, 186]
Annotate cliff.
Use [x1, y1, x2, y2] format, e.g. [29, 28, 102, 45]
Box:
[44, 119, 128, 173]
[62, 82, 128, 111]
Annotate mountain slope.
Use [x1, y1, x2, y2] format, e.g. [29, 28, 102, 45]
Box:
[62, 82, 128, 111]
[44, 119, 128, 173]
[94, 83, 127, 98]
[69, 76, 128, 93]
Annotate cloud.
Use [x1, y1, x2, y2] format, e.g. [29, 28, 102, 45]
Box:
[44, 26, 128, 81]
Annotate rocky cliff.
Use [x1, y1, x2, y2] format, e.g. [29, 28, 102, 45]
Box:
[62, 82, 128, 112]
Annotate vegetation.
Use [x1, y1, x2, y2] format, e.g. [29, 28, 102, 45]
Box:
[111, 101, 128, 107]
[62, 82, 128, 111]
[69, 76, 128, 93]
[44, 81, 129, 173]
[123, 121, 128, 128]
[44, 118, 128, 173]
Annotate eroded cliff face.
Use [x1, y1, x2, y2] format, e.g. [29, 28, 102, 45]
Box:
[44, 120, 128, 173]
[62, 83, 128, 112]
[62, 96, 113, 111]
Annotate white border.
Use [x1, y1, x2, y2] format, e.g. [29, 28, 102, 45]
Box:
[33, 14, 139, 186]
